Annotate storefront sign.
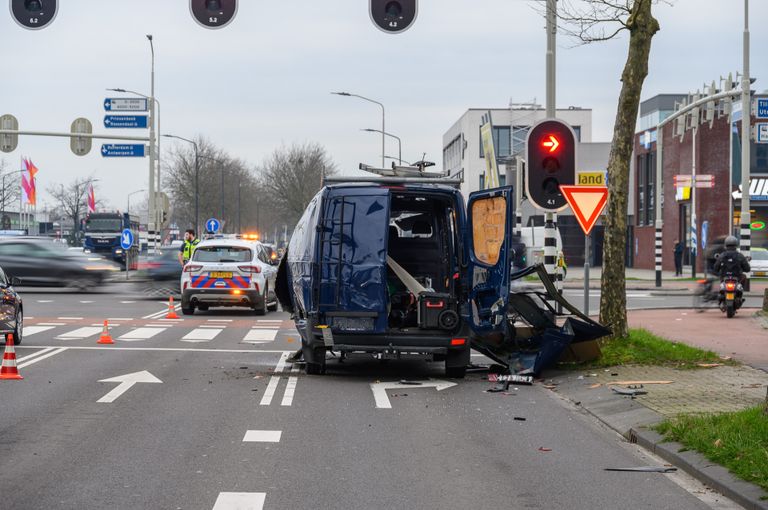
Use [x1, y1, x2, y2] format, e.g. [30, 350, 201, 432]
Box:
[732, 178, 768, 201]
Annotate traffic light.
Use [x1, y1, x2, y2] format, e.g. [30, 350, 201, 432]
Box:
[9, 0, 57, 30]
[190, 0, 237, 29]
[525, 118, 577, 211]
[369, 0, 418, 34]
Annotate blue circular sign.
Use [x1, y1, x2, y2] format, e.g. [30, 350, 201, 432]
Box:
[206, 218, 221, 233]
[120, 229, 134, 250]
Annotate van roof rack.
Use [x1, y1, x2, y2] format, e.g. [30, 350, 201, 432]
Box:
[323, 162, 463, 188]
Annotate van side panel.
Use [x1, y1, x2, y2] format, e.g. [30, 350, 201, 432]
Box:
[286, 193, 322, 316]
[318, 188, 390, 333]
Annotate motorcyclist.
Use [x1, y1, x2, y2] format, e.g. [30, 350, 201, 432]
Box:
[713, 235, 750, 283]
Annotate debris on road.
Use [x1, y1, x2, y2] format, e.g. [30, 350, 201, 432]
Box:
[399, 380, 422, 385]
[588, 383, 602, 389]
[696, 363, 723, 368]
[604, 466, 677, 473]
[611, 387, 648, 397]
[538, 447, 552, 452]
[513, 417, 526, 421]
[607, 380, 673, 386]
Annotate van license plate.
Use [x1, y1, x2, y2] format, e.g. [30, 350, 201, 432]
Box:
[210, 272, 232, 279]
[755, 271, 766, 276]
[726, 292, 735, 300]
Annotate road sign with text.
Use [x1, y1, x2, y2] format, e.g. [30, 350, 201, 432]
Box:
[757, 98, 768, 119]
[104, 98, 148, 112]
[103, 115, 148, 129]
[101, 144, 146, 157]
[560, 185, 608, 236]
[577, 171, 606, 186]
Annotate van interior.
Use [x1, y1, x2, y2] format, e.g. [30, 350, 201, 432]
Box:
[385, 191, 459, 331]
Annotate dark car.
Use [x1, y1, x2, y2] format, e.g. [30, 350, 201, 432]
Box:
[0, 266, 23, 344]
[0, 238, 119, 291]
[139, 248, 183, 294]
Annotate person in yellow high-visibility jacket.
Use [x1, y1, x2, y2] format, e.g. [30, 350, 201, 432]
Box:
[178, 229, 200, 265]
[557, 250, 568, 280]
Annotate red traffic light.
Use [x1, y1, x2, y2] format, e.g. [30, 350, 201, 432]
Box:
[541, 135, 560, 153]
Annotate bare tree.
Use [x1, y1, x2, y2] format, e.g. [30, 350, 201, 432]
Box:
[0, 159, 21, 215]
[557, 0, 661, 339]
[47, 177, 99, 244]
[256, 143, 337, 225]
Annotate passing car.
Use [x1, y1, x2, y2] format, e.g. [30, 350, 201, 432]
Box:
[0, 238, 120, 290]
[138, 248, 183, 295]
[751, 247, 768, 277]
[180, 239, 279, 315]
[0, 266, 23, 344]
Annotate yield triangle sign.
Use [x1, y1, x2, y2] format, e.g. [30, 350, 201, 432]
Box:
[559, 185, 609, 235]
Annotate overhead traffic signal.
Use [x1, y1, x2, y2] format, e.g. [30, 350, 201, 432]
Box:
[525, 118, 577, 211]
[190, 0, 237, 29]
[369, 0, 418, 34]
[9, 0, 57, 30]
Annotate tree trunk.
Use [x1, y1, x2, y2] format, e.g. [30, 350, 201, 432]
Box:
[599, 0, 659, 340]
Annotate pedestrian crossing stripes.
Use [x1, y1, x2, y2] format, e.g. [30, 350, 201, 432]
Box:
[23, 326, 55, 337]
[56, 327, 103, 340]
[118, 328, 167, 341]
[182, 328, 223, 342]
[242, 329, 278, 344]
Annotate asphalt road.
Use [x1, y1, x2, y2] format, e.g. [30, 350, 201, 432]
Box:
[0, 290, 744, 509]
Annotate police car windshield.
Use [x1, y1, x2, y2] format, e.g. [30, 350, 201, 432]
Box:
[193, 246, 252, 263]
[751, 249, 768, 260]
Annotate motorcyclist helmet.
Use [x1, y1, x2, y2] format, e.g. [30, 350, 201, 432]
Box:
[724, 235, 738, 249]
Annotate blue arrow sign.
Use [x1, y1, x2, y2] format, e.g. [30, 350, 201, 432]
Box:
[101, 144, 146, 158]
[757, 98, 768, 120]
[104, 97, 148, 112]
[206, 218, 221, 233]
[121, 229, 134, 250]
[104, 115, 148, 129]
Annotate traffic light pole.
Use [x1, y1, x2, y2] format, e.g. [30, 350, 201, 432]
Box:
[740, 0, 752, 290]
[147, 35, 158, 256]
[544, 0, 560, 301]
[515, 158, 523, 236]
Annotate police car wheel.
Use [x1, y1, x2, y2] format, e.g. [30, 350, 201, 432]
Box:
[181, 305, 195, 315]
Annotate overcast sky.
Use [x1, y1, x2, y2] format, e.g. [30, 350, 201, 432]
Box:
[1, 0, 766, 211]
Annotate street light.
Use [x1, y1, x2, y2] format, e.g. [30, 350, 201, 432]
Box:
[163, 134, 199, 234]
[332, 91, 385, 168]
[362, 128, 401, 164]
[127, 189, 146, 215]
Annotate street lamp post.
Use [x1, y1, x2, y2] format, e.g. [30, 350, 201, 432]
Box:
[362, 128, 401, 164]
[127, 189, 146, 215]
[332, 92, 385, 168]
[146, 35, 158, 255]
[164, 135, 199, 234]
[740, 0, 752, 290]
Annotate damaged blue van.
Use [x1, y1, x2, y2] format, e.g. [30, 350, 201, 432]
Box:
[275, 174, 609, 377]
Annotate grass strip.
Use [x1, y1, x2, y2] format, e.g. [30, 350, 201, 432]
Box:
[655, 407, 768, 493]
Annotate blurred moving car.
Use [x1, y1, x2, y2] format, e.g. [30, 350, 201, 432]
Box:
[0, 238, 120, 290]
[751, 247, 768, 277]
[180, 238, 278, 315]
[0, 267, 23, 344]
[138, 248, 183, 294]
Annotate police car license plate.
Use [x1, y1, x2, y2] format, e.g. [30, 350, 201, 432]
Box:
[726, 292, 735, 300]
[210, 272, 232, 279]
[755, 271, 766, 277]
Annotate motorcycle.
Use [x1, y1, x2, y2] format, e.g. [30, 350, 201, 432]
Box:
[718, 274, 743, 318]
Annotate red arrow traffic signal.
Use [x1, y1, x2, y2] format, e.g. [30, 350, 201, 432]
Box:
[542, 135, 560, 153]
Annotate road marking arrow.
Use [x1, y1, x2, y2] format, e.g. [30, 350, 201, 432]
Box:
[370, 379, 457, 409]
[97, 370, 162, 403]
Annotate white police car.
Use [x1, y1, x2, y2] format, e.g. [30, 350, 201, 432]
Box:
[180, 238, 278, 315]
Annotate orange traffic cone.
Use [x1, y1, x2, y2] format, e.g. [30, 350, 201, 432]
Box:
[166, 296, 180, 319]
[97, 320, 114, 344]
[0, 334, 23, 380]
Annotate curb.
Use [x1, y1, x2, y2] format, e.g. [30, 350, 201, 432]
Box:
[628, 428, 768, 510]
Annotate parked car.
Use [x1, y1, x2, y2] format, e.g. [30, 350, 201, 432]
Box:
[180, 239, 278, 315]
[0, 238, 120, 290]
[0, 266, 23, 344]
[750, 247, 768, 277]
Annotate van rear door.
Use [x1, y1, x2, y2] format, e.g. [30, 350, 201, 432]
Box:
[465, 186, 515, 335]
[317, 188, 390, 333]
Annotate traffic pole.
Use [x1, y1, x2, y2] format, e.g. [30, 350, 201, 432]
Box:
[584, 233, 590, 316]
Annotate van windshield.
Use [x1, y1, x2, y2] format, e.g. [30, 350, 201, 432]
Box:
[193, 246, 252, 263]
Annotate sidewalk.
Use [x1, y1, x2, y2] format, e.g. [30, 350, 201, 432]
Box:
[548, 308, 768, 508]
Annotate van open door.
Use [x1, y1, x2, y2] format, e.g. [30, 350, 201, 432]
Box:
[465, 186, 515, 335]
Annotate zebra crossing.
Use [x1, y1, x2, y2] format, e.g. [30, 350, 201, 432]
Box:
[23, 318, 291, 346]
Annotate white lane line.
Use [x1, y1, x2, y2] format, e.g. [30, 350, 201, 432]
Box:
[212, 492, 265, 510]
[281, 377, 298, 406]
[118, 328, 167, 341]
[36, 300, 53, 303]
[79, 301, 94, 304]
[181, 328, 223, 342]
[17, 347, 56, 363]
[142, 305, 180, 320]
[199, 325, 225, 329]
[92, 323, 121, 327]
[260, 376, 281, 406]
[17, 347, 67, 368]
[22, 326, 55, 337]
[207, 319, 232, 322]
[36, 322, 66, 326]
[256, 320, 283, 323]
[17, 346, 292, 354]
[242, 329, 277, 344]
[57, 317, 83, 320]
[56, 326, 103, 339]
[243, 430, 282, 443]
[119, 301, 136, 304]
[108, 317, 134, 321]
[274, 351, 289, 373]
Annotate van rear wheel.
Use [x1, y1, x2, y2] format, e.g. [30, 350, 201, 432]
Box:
[445, 365, 466, 378]
[304, 346, 326, 375]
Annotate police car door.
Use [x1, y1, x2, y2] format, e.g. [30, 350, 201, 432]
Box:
[465, 186, 515, 335]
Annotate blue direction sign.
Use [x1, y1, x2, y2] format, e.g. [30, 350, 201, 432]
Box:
[101, 144, 146, 157]
[121, 229, 134, 250]
[104, 115, 148, 129]
[104, 98, 148, 112]
[757, 98, 768, 120]
[206, 218, 221, 233]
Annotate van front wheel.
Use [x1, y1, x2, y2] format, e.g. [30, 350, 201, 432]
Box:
[445, 365, 466, 378]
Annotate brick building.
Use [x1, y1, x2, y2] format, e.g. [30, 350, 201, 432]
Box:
[633, 93, 768, 273]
